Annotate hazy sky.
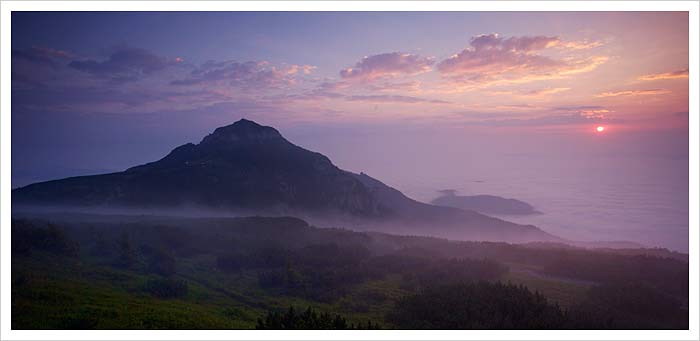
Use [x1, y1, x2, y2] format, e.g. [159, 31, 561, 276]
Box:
[11, 12, 689, 186]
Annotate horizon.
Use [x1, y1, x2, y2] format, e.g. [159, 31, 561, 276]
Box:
[6, 7, 696, 335]
[11, 11, 689, 251]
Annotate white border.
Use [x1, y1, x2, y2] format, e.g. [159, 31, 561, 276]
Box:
[1, 1, 698, 340]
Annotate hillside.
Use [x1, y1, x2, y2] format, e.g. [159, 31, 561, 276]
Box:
[13, 119, 558, 243]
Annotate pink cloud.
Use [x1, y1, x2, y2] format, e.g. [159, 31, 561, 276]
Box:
[469, 34, 559, 51]
[556, 39, 604, 50]
[436, 34, 607, 90]
[346, 94, 449, 104]
[489, 87, 571, 97]
[340, 52, 434, 81]
[596, 89, 671, 97]
[638, 69, 688, 81]
[367, 80, 422, 93]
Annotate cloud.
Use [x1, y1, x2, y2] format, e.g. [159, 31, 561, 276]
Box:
[286, 64, 316, 75]
[556, 40, 604, 50]
[12, 46, 72, 67]
[552, 105, 607, 111]
[171, 60, 310, 89]
[638, 69, 689, 81]
[470, 34, 560, 51]
[282, 90, 345, 102]
[13, 45, 319, 115]
[69, 47, 179, 82]
[490, 87, 571, 97]
[579, 108, 612, 119]
[525, 87, 571, 96]
[346, 94, 449, 104]
[287, 91, 448, 105]
[436, 33, 607, 90]
[11, 83, 232, 114]
[596, 89, 671, 98]
[340, 52, 434, 81]
[12, 46, 84, 88]
[470, 112, 616, 127]
[553, 104, 613, 118]
[367, 80, 422, 93]
[496, 104, 539, 110]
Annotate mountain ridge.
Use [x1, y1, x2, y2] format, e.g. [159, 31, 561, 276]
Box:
[13, 118, 560, 243]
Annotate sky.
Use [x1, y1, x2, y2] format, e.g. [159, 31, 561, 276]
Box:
[11, 11, 689, 174]
[11, 11, 690, 249]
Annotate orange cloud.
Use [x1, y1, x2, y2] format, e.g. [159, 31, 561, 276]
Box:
[491, 87, 571, 97]
[555, 39, 604, 50]
[528, 87, 571, 96]
[638, 69, 688, 81]
[596, 89, 671, 97]
[580, 108, 612, 118]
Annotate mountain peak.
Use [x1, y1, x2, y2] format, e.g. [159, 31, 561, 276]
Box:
[200, 118, 284, 145]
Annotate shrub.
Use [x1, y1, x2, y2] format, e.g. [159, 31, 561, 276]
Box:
[216, 253, 244, 272]
[146, 247, 177, 276]
[387, 281, 568, 329]
[141, 278, 188, 299]
[256, 306, 379, 329]
[11, 220, 79, 257]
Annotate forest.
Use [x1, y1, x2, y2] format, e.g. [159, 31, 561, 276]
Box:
[11, 214, 689, 329]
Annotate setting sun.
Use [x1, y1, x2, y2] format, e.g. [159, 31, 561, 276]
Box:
[6, 9, 692, 334]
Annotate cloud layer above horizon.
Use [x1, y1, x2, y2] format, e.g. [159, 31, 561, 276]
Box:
[11, 12, 688, 133]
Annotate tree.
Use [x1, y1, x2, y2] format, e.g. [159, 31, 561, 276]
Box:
[147, 247, 176, 276]
[387, 281, 569, 329]
[115, 231, 137, 268]
[256, 306, 376, 329]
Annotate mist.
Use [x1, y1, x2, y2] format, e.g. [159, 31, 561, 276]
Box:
[289, 122, 689, 251]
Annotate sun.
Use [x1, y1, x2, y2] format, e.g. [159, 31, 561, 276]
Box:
[596, 126, 605, 133]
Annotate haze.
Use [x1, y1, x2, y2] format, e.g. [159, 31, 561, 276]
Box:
[11, 12, 689, 251]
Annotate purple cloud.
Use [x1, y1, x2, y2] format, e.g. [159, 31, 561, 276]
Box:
[12, 46, 72, 67]
[12, 45, 322, 115]
[69, 47, 180, 82]
[12, 46, 82, 89]
[340, 52, 434, 81]
[346, 94, 449, 104]
[171, 60, 310, 89]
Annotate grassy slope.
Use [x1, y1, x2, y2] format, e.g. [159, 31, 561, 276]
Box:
[12, 251, 592, 329]
[11, 251, 405, 329]
[501, 262, 592, 309]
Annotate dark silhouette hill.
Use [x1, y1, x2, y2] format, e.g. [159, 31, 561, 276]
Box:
[12, 119, 560, 243]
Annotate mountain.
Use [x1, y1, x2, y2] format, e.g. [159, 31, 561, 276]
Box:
[13, 119, 382, 216]
[431, 190, 541, 215]
[12, 119, 560, 243]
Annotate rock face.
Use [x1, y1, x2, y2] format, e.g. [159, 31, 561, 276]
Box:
[13, 119, 560, 243]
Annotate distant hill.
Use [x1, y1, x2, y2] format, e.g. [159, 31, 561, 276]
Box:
[431, 190, 541, 215]
[13, 119, 560, 244]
